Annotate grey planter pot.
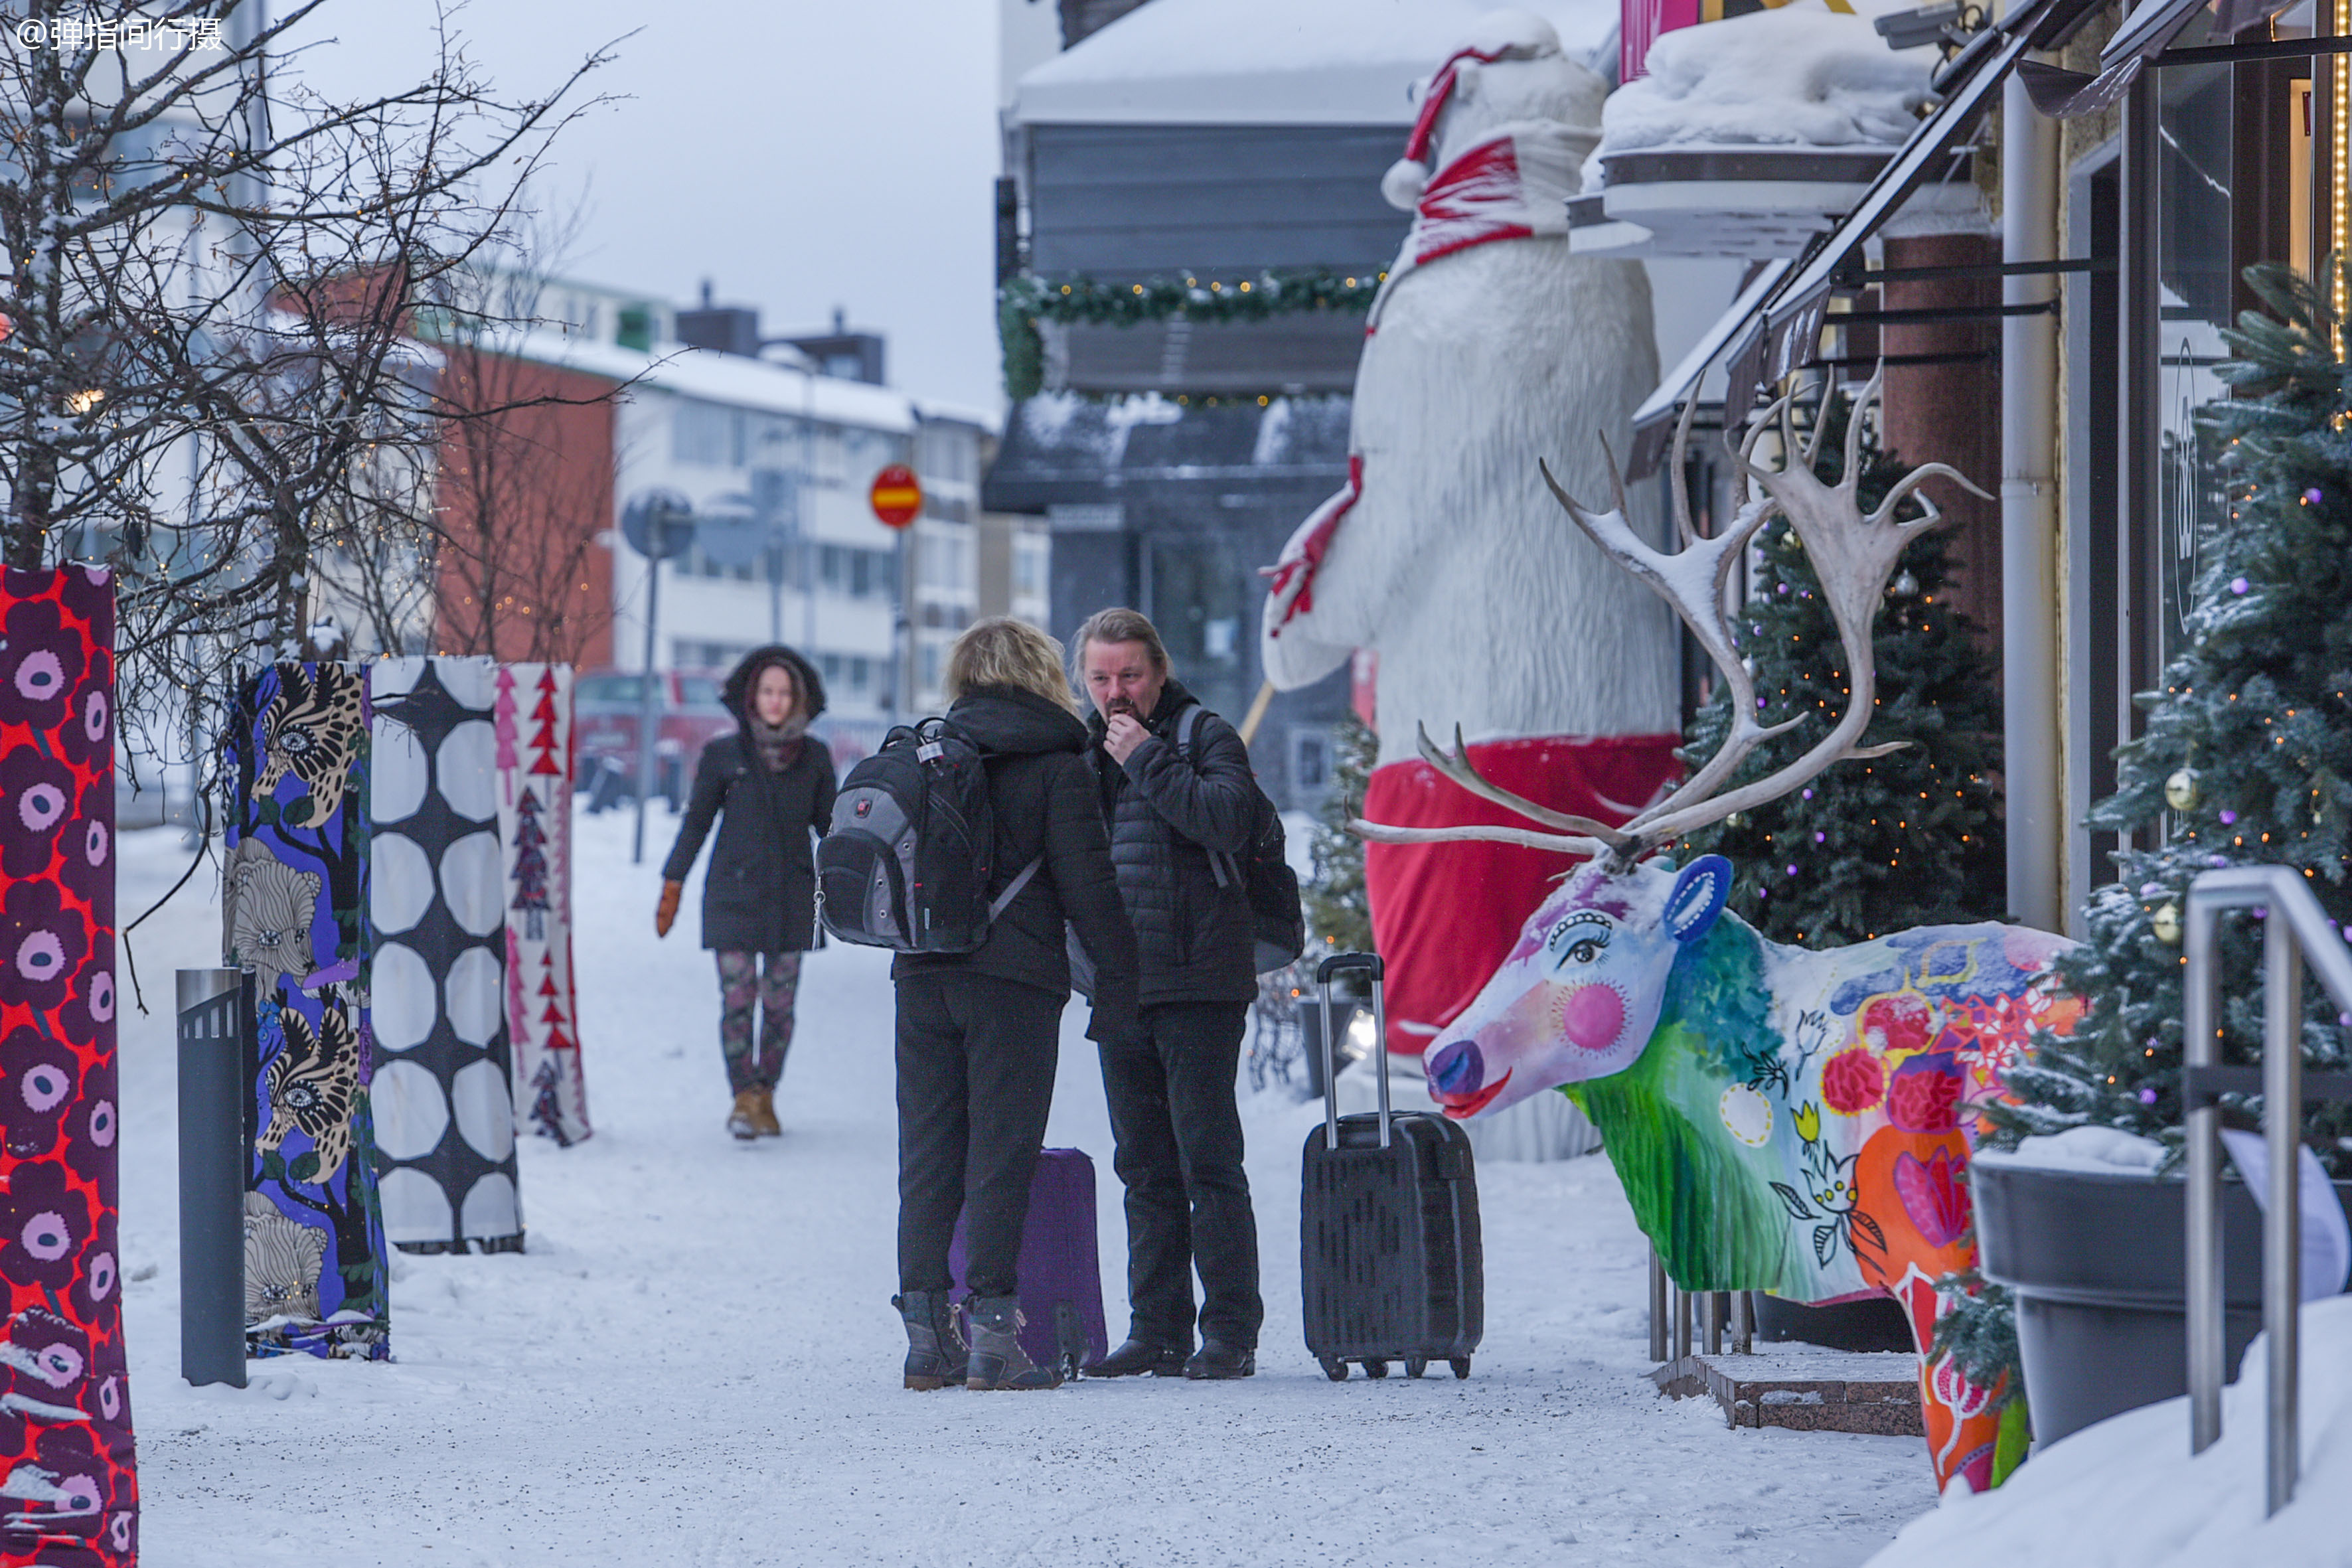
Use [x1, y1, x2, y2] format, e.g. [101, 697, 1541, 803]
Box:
[1972, 1160, 2352, 1447]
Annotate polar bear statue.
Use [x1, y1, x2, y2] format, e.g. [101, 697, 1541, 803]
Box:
[1262, 11, 1682, 1122]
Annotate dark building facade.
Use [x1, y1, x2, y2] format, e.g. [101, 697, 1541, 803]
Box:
[983, 395, 1353, 809]
[993, 64, 1415, 807]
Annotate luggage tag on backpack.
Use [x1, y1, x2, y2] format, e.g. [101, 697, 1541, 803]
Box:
[917, 741, 944, 763]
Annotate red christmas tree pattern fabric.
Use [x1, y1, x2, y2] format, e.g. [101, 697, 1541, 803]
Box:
[493, 666, 588, 1145]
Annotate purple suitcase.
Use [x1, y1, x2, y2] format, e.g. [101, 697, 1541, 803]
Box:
[948, 1146, 1110, 1379]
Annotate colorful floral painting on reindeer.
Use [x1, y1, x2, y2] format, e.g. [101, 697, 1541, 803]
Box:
[223, 662, 390, 1360]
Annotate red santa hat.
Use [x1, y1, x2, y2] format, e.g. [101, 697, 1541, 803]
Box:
[1381, 14, 1562, 211]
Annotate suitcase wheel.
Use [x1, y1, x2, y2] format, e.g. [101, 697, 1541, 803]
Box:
[1319, 1356, 1350, 1383]
[1450, 1356, 1472, 1380]
[1364, 1360, 1389, 1379]
[1405, 1358, 1427, 1379]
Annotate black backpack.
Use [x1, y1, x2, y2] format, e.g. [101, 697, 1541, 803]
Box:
[817, 718, 1039, 953]
[1173, 706, 1306, 975]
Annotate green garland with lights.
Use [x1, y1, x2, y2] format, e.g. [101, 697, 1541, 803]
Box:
[998, 268, 1385, 400]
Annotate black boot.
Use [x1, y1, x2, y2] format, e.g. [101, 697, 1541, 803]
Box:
[894, 1291, 969, 1391]
[965, 1294, 1063, 1391]
[1091, 1338, 1188, 1378]
[1184, 1340, 1255, 1380]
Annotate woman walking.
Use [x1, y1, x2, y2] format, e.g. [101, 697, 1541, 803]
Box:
[655, 646, 836, 1140]
[892, 618, 1138, 1391]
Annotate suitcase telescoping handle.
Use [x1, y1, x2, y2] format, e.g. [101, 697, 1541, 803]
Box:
[1315, 951, 1389, 1150]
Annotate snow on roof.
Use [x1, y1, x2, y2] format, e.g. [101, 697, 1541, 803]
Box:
[1014, 0, 1620, 125]
[1593, 0, 1933, 177]
[494, 327, 919, 433]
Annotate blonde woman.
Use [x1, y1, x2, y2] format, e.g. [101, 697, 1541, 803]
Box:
[890, 618, 1139, 1391]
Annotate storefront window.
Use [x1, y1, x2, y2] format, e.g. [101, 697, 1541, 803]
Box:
[2156, 59, 2235, 661]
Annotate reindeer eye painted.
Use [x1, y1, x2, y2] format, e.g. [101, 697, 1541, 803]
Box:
[1548, 913, 1612, 968]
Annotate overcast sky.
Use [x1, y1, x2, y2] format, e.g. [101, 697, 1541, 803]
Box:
[282, 0, 1007, 418]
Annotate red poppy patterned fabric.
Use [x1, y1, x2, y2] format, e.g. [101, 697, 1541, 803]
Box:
[0, 568, 136, 1565]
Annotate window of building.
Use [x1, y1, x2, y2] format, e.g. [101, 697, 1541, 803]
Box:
[1291, 728, 1331, 794]
[920, 643, 941, 693]
[848, 656, 871, 691]
[672, 398, 743, 467]
[1012, 536, 1047, 599]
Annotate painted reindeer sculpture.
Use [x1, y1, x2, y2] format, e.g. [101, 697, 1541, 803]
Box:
[1360, 375, 2082, 1494]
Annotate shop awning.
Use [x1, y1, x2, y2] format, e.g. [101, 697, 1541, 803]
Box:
[2019, 0, 2305, 118]
[1640, 0, 2106, 430]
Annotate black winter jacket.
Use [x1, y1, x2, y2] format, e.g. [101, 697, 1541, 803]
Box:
[1087, 679, 1260, 1008]
[895, 686, 1140, 1040]
[662, 646, 838, 953]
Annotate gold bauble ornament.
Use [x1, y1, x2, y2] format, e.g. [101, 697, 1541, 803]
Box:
[2165, 768, 2201, 812]
[1724, 811, 1746, 829]
[2152, 902, 2182, 945]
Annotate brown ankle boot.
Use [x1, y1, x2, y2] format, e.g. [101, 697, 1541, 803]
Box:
[726, 1089, 761, 1140]
[749, 1087, 781, 1137]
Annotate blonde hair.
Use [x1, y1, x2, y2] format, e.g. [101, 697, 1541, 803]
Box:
[944, 617, 1077, 712]
[1071, 607, 1169, 676]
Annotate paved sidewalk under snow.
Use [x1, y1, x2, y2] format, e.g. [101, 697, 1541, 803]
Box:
[112, 811, 1934, 1566]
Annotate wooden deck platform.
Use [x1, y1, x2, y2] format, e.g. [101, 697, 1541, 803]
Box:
[1650, 1348, 1925, 1437]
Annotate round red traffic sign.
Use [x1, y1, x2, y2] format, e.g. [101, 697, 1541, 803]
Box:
[870, 464, 922, 529]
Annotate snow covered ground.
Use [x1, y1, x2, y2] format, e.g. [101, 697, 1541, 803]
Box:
[112, 809, 1935, 1565]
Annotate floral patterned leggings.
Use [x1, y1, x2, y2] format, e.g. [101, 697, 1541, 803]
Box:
[714, 951, 802, 1093]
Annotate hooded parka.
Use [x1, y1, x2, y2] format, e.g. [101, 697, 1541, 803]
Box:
[893, 684, 1140, 1034]
[662, 646, 838, 953]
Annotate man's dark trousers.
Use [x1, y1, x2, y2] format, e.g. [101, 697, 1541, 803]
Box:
[1099, 1000, 1263, 1350]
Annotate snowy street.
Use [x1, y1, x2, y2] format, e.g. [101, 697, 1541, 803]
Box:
[113, 811, 1934, 1567]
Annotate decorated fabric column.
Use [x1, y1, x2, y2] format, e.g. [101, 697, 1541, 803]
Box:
[367, 659, 522, 1253]
[0, 568, 136, 1565]
[222, 661, 389, 1360]
[494, 665, 589, 1146]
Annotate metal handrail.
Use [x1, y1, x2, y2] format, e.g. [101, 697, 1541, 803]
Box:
[2182, 866, 2352, 1516]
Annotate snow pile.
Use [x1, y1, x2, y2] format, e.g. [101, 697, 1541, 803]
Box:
[1975, 1126, 2169, 1176]
[1593, 0, 1932, 183]
[1869, 1294, 2352, 1568]
[1014, 0, 1620, 125]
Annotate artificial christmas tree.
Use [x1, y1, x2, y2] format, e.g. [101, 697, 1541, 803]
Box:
[1304, 710, 1378, 957]
[1995, 261, 2352, 1164]
[1940, 262, 2352, 1450]
[1680, 392, 2006, 945]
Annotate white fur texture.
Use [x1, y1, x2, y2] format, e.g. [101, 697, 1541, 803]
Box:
[1261, 24, 1677, 767]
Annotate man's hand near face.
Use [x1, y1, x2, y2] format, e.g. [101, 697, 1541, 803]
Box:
[1104, 712, 1150, 765]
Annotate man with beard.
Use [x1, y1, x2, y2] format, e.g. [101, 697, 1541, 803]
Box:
[1075, 608, 1265, 1380]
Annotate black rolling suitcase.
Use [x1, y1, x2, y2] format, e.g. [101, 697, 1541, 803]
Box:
[1300, 953, 1484, 1381]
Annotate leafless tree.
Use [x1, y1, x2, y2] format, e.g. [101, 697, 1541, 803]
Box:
[416, 215, 625, 667]
[0, 0, 623, 777]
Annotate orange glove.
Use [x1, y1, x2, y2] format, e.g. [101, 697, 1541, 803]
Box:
[654, 880, 682, 938]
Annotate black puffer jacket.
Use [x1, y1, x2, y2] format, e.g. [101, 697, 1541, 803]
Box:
[1087, 678, 1260, 1008]
[662, 646, 837, 953]
[895, 685, 1140, 1040]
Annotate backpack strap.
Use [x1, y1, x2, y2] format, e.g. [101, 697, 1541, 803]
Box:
[987, 855, 1046, 919]
[1168, 703, 1241, 890]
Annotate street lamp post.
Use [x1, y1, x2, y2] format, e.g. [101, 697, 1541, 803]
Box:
[621, 490, 695, 865]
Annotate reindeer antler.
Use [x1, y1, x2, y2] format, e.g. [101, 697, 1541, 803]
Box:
[1348, 364, 1990, 864]
[1629, 364, 1988, 844]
